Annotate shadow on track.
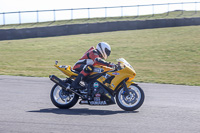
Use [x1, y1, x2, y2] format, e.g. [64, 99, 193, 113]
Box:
[28, 108, 138, 116]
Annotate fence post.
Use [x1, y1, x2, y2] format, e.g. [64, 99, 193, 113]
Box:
[3, 12, 5, 25]
[19, 11, 21, 24]
[152, 4, 154, 16]
[37, 10, 39, 23]
[181, 2, 184, 15]
[88, 8, 90, 19]
[71, 9, 73, 20]
[121, 6, 123, 17]
[105, 7, 107, 18]
[195, 2, 197, 14]
[53, 9, 56, 21]
[137, 5, 139, 17]
[167, 3, 170, 16]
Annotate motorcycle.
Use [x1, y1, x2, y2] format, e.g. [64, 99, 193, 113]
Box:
[49, 58, 144, 111]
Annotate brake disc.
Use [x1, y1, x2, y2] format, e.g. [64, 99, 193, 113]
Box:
[122, 90, 138, 104]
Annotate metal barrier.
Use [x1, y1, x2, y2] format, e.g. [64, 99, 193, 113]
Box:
[0, 2, 200, 25]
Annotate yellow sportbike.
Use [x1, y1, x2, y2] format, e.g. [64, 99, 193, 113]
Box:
[49, 58, 144, 111]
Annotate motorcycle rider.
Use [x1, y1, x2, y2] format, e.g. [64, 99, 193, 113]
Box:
[71, 42, 115, 89]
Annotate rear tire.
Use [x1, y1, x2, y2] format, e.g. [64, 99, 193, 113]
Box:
[50, 84, 79, 109]
[116, 84, 145, 111]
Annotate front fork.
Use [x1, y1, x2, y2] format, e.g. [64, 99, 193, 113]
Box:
[122, 80, 130, 96]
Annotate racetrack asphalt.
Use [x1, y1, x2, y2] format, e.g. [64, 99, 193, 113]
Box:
[0, 75, 200, 133]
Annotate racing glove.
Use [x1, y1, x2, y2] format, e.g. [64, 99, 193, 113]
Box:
[109, 62, 116, 69]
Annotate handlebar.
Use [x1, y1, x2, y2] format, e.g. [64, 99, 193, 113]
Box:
[115, 64, 121, 71]
[108, 62, 123, 72]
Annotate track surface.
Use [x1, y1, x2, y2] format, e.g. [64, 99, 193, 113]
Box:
[0, 75, 200, 133]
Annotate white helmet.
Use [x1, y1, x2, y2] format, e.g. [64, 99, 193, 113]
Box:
[96, 42, 111, 60]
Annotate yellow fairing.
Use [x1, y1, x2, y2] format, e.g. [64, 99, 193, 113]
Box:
[90, 65, 112, 75]
[54, 65, 78, 77]
[97, 66, 136, 91]
[54, 63, 136, 91]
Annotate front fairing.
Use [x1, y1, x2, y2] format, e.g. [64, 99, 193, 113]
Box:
[97, 58, 136, 91]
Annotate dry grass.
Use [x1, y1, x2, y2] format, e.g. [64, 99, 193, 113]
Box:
[0, 25, 200, 85]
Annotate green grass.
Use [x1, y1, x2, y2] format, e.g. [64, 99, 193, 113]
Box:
[0, 26, 200, 86]
[0, 10, 200, 29]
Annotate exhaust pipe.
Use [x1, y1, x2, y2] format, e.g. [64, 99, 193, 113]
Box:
[49, 75, 82, 97]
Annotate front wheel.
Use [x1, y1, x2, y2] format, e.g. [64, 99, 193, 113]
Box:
[50, 84, 79, 109]
[116, 84, 145, 111]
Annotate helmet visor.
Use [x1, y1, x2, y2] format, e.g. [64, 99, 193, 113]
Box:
[105, 48, 111, 57]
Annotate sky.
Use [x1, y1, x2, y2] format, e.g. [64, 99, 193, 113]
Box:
[0, 0, 199, 25]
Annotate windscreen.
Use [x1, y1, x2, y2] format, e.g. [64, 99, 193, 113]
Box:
[116, 58, 134, 70]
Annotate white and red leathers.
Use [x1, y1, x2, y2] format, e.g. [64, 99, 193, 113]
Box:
[73, 46, 113, 76]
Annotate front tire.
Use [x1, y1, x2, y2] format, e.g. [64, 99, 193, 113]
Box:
[50, 84, 79, 109]
[116, 84, 145, 111]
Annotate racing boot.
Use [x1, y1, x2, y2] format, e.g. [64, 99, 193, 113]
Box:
[71, 73, 85, 90]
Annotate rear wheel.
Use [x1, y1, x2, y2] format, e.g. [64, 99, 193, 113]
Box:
[50, 84, 79, 109]
[116, 84, 144, 111]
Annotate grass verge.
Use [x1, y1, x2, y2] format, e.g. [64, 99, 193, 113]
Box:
[0, 26, 200, 86]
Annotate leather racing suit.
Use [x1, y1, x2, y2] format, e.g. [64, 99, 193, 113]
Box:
[73, 46, 113, 77]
